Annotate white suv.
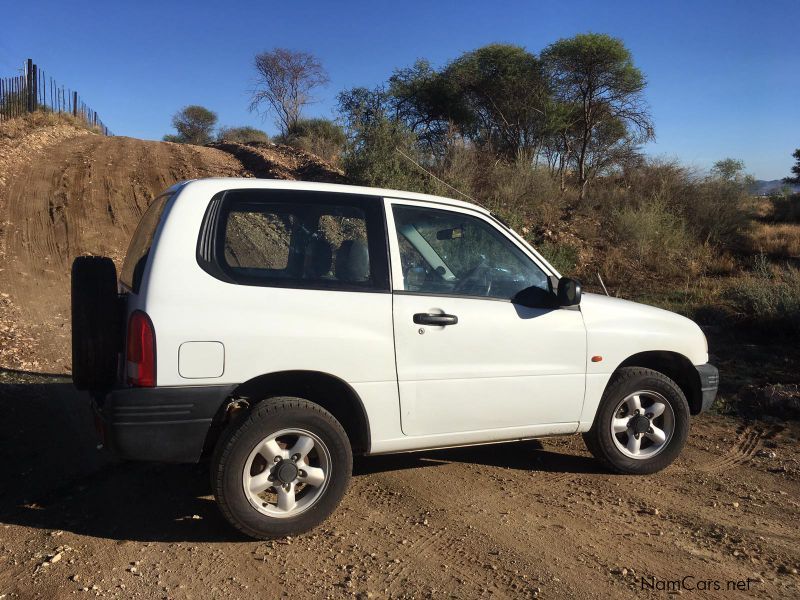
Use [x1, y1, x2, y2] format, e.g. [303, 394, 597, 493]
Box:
[71, 178, 718, 539]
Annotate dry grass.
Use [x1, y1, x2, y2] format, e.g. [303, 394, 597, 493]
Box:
[724, 264, 800, 335]
[0, 111, 102, 139]
[750, 223, 800, 258]
[769, 195, 800, 223]
[743, 196, 775, 220]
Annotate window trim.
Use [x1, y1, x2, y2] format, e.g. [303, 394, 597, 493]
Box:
[196, 189, 391, 293]
[384, 198, 554, 300]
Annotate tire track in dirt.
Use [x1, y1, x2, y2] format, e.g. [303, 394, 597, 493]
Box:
[697, 423, 765, 473]
[341, 474, 545, 598]
[346, 456, 622, 598]
[351, 434, 797, 599]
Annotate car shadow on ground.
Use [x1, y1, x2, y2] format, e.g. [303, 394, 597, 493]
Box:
[0, 369, 605, 544]
[354, 440, 602, 477]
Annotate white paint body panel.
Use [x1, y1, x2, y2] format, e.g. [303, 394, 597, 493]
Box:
[577, 292, 708, 430]
[124, 178, 709, 454]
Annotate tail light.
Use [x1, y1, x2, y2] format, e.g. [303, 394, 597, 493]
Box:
[126, 310, 156, 387]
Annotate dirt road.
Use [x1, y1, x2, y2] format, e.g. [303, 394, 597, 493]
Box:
[0, 372, 798, 599]
[1, 122, 798, 599]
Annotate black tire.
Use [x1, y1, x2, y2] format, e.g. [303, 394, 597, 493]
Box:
[582, 367, 690, 475]
[71, 256, 121, 390]
[211, 397, 352, 539]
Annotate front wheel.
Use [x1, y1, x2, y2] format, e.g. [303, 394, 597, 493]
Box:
[211, 397, 352, 539]
[583, 367, 690, 474]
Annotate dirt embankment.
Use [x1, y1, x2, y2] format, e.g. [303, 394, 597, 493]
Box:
[0, 120, 344, 372]
[209, 140, 348, 183]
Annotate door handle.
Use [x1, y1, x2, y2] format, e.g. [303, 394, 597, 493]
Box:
[413, 313, 458, 326]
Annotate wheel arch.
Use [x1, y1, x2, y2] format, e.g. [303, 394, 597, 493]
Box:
[613, 351, 702, 414]
[203, 370, 371, 458]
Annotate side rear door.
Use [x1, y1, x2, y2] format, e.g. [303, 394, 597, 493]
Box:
[386, 199, 587, 437]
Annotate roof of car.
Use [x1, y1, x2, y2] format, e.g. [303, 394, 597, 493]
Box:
[176, 178, 491, 215]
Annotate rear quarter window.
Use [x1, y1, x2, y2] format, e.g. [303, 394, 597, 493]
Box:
[120, 193, 171, 292]
[197, 189, 390, 292]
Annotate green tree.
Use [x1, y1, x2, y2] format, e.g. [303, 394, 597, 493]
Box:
[337, 87, 426, 191]
[390, 45, 550, 158]
[710, 158, 755, 192]
[389, 59, 466, 153]
[711, 158, 746, 181]
[445, 44, 550, 158]
[217, 126, 269, 144]
[250, 48, 329, 135]
[542, 33, 654, 198]
[784, 148, 800, 185]
[163, 105, 217, 144]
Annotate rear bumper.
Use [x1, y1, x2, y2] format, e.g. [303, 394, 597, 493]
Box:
[93, 384, 235, 463]
[696, 363, 719, 412]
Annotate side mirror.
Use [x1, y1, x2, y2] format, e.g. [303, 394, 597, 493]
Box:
[512, 285, 557, 309]
[557, 277, 582, 307]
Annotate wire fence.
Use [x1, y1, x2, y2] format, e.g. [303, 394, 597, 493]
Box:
[0, 59, 112, 135]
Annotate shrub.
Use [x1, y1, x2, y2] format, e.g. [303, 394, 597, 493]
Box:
[483, 155, 563, 230]
[725, 264, 800, 336]
[276, 118, 346, 165]
[538, 241, 579, 275]
[592, 160, 750, 253]
[431, 145, 564, 232]
[341, 116, 427, 192]
[770, 193, 800, 223]
[217, 126, 269, 144]
[164, 105, 217, 145]
[610, 198, 697, 276]
[683, 178, 750, 250]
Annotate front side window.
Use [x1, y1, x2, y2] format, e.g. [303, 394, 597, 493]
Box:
[392, 204, 549, 300]
[206, 190, 388, 292]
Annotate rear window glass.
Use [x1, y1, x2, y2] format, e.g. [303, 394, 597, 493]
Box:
[198, 189, 389, 292]
[221, 200, 373, 289]
[224, 210, 294, 270]
[120, 193, 170, 292]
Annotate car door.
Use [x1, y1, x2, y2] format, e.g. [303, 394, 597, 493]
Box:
[386, 199, 587, 437]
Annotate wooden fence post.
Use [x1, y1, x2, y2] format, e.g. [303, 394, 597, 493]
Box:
[26, 59, 33, 113]
[32, 63, 38, 112]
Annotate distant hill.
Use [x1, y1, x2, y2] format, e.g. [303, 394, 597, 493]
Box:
[750, 179, 800, 196]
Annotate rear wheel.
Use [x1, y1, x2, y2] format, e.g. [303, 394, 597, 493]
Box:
[583, 367, 690, 474]
[71, 256, 121, 390]
[211, 397, 352, 539]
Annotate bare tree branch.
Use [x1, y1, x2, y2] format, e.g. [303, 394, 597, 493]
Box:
[250, 48, 329, 135]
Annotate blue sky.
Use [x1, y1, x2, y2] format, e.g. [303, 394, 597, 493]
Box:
[4, 0, 798, 179]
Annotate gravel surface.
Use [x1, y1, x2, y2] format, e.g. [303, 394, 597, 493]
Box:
[0, 377, 798, 599]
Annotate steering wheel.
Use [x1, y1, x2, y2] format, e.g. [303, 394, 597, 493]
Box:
[454, 262, 492, 296]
